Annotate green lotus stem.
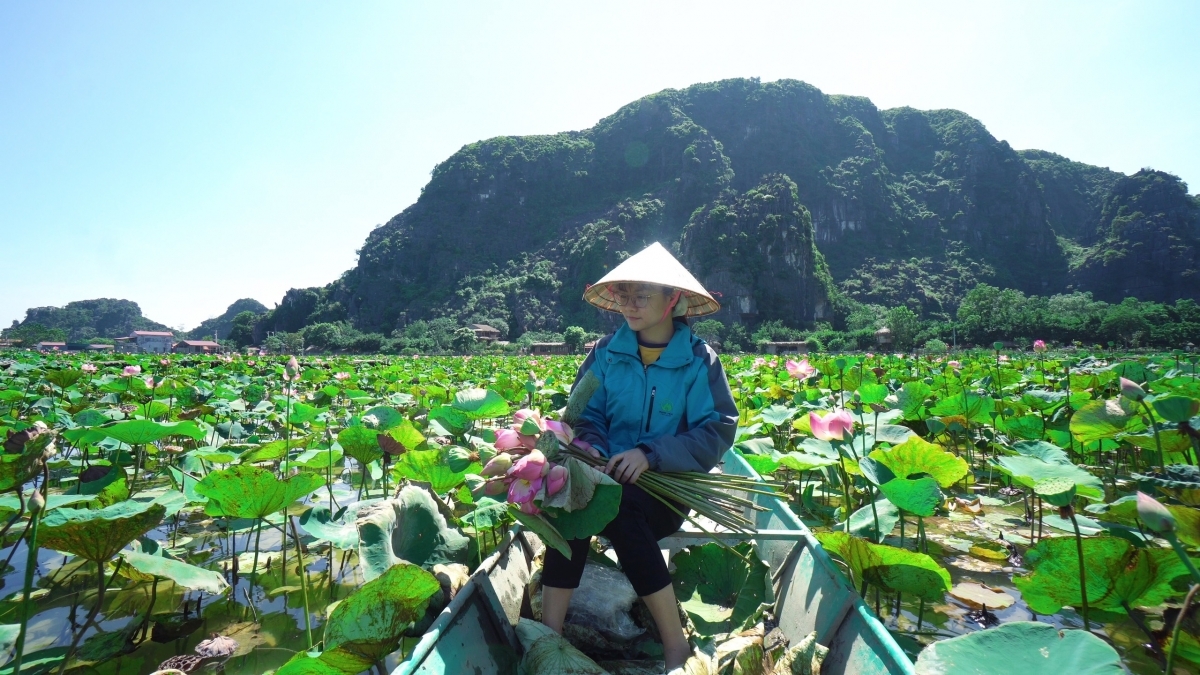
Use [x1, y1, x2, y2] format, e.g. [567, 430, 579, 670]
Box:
[1165, 532, 1200, 585]
[250, 518, 263, 589]
[289, 518, 314, 650]
[1068, 511, 1090, 630]
[12, 500, 41, 674]
[869, 489, 881, 543]
[839, 460, 853, 533]
[1165, 583, 1199, 675]
[1137, 399, 1166, 471]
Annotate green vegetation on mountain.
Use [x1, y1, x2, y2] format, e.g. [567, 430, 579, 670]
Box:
[2, 298, 170, 344]
[187, 298, 268, 340]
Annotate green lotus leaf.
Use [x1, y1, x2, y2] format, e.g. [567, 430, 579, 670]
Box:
[239, 436, 309, 464]
[287, 402, 323, 426]
[1123, 431, 1195, 464]
[1070, 398, 1145, 444]
[840, 497, 900, 543]
[381, 419, 425, 453]
[914, 622, 1122, 675]
[878, 477, 942, 517]
[539, 457, 605, 512]
[194, 465, 323, 519]
[78, 464, 129, 507]
[450, 388, 509, 420]
[323, 562, 441, 665]
[100, 419, 204, 445]
[758, 404, 795, 426]
[44, 369, 84, 390]
[1013, 535, 1191, 614]
[299, 499, 382, 549]
[0, 432, 50, 492]
[816, 532, 951, 602]
[869, 435, 967, 487]
[873, 424, 914, 444]
[461, 497, 509, 531]
[510, 506, 572, 560]
[119, 550, 229, 594]
[356, 487, 469, 581]
[1151, 395, 1199, 423]
[897, 381, 932, 420]
[1000, 414, 1045, 441]
[857, 456, 896, 487]
[993, 455, 1104, 500]
[38, 501, 166, 563]
[392, 449, 477, 495]
[543, 480, 621, 540]
[0, 494, 94, 517]
[1034, 477, 1076, 507]
[1008, 440, 1071, 464]
[338, 426, 383, 466]
[360, 405, 405, 431]
[778, 451, 838, 473]
[672, 543, 768, 636]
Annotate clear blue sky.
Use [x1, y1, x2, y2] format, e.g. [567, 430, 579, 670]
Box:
[2, 1, 1197, 331]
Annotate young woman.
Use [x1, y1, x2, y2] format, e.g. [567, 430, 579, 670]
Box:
[539, 242, 738, 671]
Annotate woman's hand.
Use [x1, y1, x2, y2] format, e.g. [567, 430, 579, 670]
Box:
[605, 448, 649, 484]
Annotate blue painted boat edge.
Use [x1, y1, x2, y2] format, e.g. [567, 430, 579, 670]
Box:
[722, 449, 916, 674]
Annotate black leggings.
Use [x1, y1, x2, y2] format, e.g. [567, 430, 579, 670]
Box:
[541, 483, 688, 597]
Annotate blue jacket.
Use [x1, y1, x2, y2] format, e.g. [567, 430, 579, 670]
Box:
[571, 321, 738, 473]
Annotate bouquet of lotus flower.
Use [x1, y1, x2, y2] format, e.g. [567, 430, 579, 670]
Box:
[475, 372, 781, 558]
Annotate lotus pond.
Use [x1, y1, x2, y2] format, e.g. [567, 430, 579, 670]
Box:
[0, 348, 1196, 674]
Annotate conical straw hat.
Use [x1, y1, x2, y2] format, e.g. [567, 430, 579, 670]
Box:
[583, 242, 720, 317]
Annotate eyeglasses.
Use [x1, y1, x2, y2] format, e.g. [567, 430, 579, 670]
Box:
[612, 292, 657, 309]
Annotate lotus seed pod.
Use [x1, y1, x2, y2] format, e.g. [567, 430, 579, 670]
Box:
[563, 371, 601, 426]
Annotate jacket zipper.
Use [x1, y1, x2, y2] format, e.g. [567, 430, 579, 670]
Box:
[645, 386, 657, 432]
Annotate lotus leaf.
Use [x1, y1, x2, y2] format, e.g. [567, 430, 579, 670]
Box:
[914, 621, 1122, 674]
[239, 436, 309, 464]
[539, 457, 606, 512]
[322, 562, 441, 665]
[359, 405, 404, 431]
[461, 497, 509, 531]
[672, 543, 767, 635]
[380, 419, 425, 453]
[758, 404, 795, 426]
[993, 455, 1104, 500]
[816, 532, 951, 601]
[356, 487, 469, 581]
[78, 464, 129, 507]
[450, 388, 509, 420]
[1014, 535, 1191, 614]
[1033, 477, 1076, 507]
[100, 420, 204, 445]
[841, 497, 900, 543]
[1008, 440, 1071, 464]
[194, 465, 323, 519]
[1070, 398, 1145, 444]
[299, 499, 382, 549]
[873, 424, 914, 444]
[542, 479, 621, 540]
[878, 477, 942, 517]
[392, 449, 477, 495]
[337, 426, 383, 466]
[119, 550, 229, 594]
[869, 435, 967, 487]
[38, 501, 166, 563]
[0, 433, 49, 492]
[510, 507, 572, 560]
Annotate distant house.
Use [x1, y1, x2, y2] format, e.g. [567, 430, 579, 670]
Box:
[528, 342, 570, 356]
[174, 340, 222, 354]
[87, 344, 114, 352]
[761, 341, 809, 355]
[583, 341, 597, 352]
[875, 327, 893, 347]
[131, 330, 175, 354]
[37, 342, 66, 352]
[469, 324, 501, 342]
[0, 339, 22, 349]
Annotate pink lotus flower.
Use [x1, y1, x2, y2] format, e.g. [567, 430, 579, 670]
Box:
[508, 449, 548, 481]
[1120, 377, 1146, 401]
[508, 477, 543, 508]
[494, 428, 524, 450]
[513, 409, 546, 432]
[284, 356, 302, 382]
[160, 358, 169, 366]
[1033, 340, 1047, 353]
[122, 365, 141, 377]
[481, 453, 513, 477]
[786, 358, 816, 379]
[144, 376, 156, 389]
[334, 372, 351, 381]
[247, 360, 256, 366]
[81, 363, 97, 374]
[947, 360, 961, 369]
[546, 464, 568, 495]
[809, 409, 854, 442]
[753, 357, 766, 368]
[865, 353, 875, 359]
[545, 419, 574, 445]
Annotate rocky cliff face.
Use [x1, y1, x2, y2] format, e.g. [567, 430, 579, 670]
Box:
[256, 78, 1197, 336]
[1069, 170, 1200, 302]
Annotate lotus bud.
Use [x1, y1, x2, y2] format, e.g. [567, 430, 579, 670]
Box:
[1119, 377, 1146, 401]
[546, 464, 568, 496]
[494, 428, 522, 450]
[1033, 340, 1047, 353]
[508, 449, 548, 480]
[481, 453, 513, 477]
[28, 489, 45, 515]
[122, 365, 142, 377]
[1136, 491, 1175, 534]
[483, 478, 507, 495]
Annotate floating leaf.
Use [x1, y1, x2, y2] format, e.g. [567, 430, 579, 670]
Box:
[672, 543, 768, 635]
[119, 550, 229, 594]
[914, 622, 1122, 674]
[949, 582, 1014, 609]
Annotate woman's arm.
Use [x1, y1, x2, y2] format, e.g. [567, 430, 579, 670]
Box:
[639, 346, 737, 473]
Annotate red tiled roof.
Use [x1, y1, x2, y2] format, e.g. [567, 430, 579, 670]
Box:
[178, 340, 221, 347]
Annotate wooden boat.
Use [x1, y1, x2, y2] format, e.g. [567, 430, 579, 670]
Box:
[393, 449, 915, 674]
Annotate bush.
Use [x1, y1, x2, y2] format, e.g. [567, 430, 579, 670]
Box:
[804, 336, 824, 353]
[923, 338, 949, 354]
